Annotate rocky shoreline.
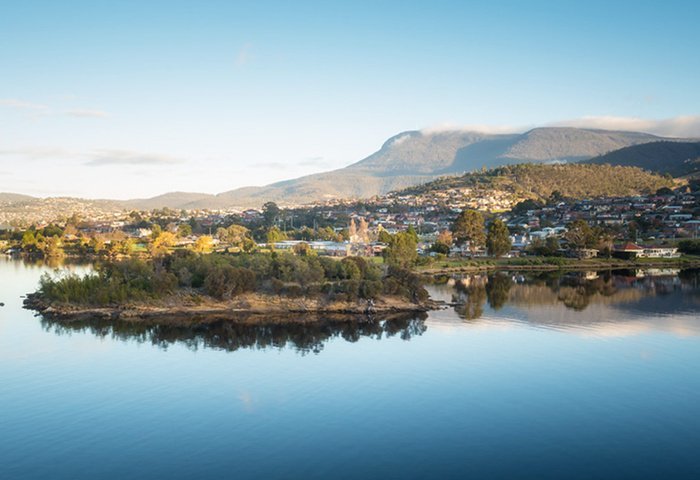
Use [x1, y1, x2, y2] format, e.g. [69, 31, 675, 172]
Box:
[23, 292, 436, 324]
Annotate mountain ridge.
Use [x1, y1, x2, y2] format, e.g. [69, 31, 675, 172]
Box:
[1, 127, 694, 211]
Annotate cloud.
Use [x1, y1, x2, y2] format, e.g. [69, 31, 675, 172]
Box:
[0, 147, 72, 159]
[257, 161, 287, 169]
[0, 146, 182, 167]
[297, 156, 325, 166]
[418, 115, 700, 138]
[65, 109, 110, 118]
[391, 134, 414, 146]
[550, 115, 700, 138]
[0, 98, 49, 112]
[255, 157, 326, 169]
[235, 43, 253, 67]
[0, 98, 109, 119]
[420, 123, 525, 135]
[84, 149, 182, 166]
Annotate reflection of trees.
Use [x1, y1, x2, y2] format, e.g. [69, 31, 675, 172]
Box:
[452, 276, 487, 320]
[448, 270, 700, 315]
[39, 313, 428, 355]
[556, 274, 617, 311]
[486, 273, 513, 310]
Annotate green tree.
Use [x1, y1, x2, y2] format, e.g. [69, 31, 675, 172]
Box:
[386, 232, 417, 268]
[21, 231, 37, 249]
[262, 202, 280, 227]
[378, 229, 393, 244]
[266, 226, 287, 245]
[565, 219, 596, 250]
[451, 209, 485, 255]
[486, 218, 512, 257]
[177, 223, 192, 238]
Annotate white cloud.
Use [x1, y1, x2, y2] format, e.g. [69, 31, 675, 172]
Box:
[418, 116, 700, 138]
[0, 98, 49, 112]
[420, 122, 525, 135]
[550, 115, 700, 138]
[0, 98, 109, 119]
[0, 146, 72, 159]
[0, 146, 181, 167]
[65, 109, 110, 118]
[297, 156, 325, 166]
[84, 149, 182, 166]
[390, 134, 414, 146]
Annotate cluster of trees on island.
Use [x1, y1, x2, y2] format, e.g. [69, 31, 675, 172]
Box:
[38, 250, 428, 307]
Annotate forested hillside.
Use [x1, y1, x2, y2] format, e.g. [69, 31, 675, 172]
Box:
[397, 164, 676, 201]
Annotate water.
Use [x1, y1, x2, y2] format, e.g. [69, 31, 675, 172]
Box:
[1, 257, 700, 479]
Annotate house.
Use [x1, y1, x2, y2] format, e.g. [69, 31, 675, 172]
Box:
[640, 246, 680, 258]
[613, 242, 680, 259]
[613, 242, 645, 259]
[568, 248, 599, 259]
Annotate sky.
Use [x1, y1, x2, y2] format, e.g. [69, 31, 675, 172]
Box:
[1, 0, 699, 199]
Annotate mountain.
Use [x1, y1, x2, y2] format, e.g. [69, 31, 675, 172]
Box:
[202, 127, 668, 208]
[0, 193, 37, 203]
[0, 127, 688, 212]
[397, 163, 676, 201]
[584, 141, 700, 177]
[122, 192, 217, 211]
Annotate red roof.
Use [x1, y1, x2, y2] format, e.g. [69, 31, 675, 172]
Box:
[616, 242, 644, 251]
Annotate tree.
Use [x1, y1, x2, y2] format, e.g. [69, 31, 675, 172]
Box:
[406, 225, 419, 243]
[431, 230, 453, 255]
[192, 235, 214, 253]
[42, 235, 63, 258]
[217, 225, 251, 250]
[348, 219, 357, 242]
[565, 219, 596, 250]
[150, 231, 176, 256]
[378, 229, 393, 244]
[266, 226, 287, 246]
[262, 202, 280, 227]
[177, 223, 192, 238]
[21, 231, 37, 249]
[150, 224, 162, 240]
[292, 242, 314, 256]
[451, 209, 485, 255]
[357, 218, 369, 243]
[385, 232, 417, 268]
[486, 218, 512, 257]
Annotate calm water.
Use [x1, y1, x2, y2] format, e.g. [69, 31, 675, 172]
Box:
[1, 257, 700, 479]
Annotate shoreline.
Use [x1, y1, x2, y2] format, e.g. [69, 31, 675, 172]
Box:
[23, 292, 435, 324]
[417, 258, 700, 275]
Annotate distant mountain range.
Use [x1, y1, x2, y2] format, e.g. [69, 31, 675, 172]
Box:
[1, 127, 696, 213]
[0, 193, 37, 203]
[584, 141, 700, 177]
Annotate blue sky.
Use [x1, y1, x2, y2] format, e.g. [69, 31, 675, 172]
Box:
[1, 0, 699, 199]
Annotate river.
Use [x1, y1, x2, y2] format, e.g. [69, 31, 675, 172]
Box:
[1, 257, 699, 479]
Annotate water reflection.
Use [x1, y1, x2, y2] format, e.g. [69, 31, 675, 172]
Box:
[438, 269, 700, 327]
[39, 313, 428, 355]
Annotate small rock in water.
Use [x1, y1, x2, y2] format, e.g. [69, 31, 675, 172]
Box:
[0, 302, 4, 307]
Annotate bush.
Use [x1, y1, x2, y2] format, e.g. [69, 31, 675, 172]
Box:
[678, 239, 700, 255]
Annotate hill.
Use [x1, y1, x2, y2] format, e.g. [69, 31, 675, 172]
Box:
[0, 193, 37, 204]
[201, 127, 668, 208]
[396, 163, 677, 202]
[584, 141, 700, 177]
[0, 128, 688, 213]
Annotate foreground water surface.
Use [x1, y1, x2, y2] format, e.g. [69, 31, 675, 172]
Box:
[1, 257, 699, 479]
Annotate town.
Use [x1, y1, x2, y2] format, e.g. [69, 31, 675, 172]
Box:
[2, 175, 699, 263]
